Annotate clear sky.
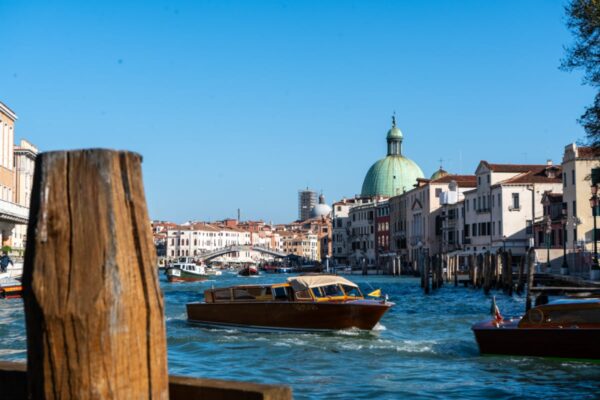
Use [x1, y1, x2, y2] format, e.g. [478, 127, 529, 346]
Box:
[0, 0, 592, 223]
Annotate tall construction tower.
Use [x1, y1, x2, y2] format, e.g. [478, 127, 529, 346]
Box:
[298, 188, 317, 221]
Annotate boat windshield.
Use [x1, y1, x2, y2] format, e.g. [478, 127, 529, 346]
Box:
[342, 285, 362, 297]
[312, 284, 344, 298]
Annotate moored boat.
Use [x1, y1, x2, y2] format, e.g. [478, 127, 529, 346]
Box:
[166, 262, 209, 282]
[0, 276, 22, 299]
[186, 274, 393, 331]
[472, 298, 600, 360]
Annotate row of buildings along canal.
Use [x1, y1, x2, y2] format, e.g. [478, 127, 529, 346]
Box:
[333, 116, 598, 280]
[157, 116, 600, 282]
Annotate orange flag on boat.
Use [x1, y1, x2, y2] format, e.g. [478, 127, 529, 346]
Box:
[367, 289, 382, 297]
[491, 295, 503, 323]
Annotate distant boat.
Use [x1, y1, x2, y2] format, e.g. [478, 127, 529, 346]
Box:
[166, 262, 209, 282]
[239, 266, 258, 276]
[262, 265, 293, 274]
[472, 297, 600, 360]
[186, 274, 393, 331]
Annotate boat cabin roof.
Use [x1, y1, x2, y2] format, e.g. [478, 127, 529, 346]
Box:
[518, 296, 600, 327]
[287, 275, 358, 291]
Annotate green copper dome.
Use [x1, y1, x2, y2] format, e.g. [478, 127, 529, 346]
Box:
[361, 156, 424, 196]
[430, 167, 449, 181]
[361, 117, 424, 197]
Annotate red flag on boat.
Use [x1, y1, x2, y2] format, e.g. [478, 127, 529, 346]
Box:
[491, 296, 503, 323]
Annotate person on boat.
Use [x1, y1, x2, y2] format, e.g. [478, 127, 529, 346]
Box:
[0, 251, 13, 273]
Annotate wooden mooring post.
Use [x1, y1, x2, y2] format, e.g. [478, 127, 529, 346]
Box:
[2, 149, 291, 400]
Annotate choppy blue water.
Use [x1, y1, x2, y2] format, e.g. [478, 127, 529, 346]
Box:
[2, 274, 600, 399]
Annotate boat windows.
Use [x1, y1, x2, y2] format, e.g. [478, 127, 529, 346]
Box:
[311, 287, 325, 298]
[322, 285, 344, 297]
[295, 290, 311, 300]
[273, 287, 288, 301]
[214, 289, 232, 301]
[233, 288, 255, 300]
[342, 285, 362, 297]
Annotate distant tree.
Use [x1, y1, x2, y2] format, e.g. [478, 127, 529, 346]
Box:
[562, 0, 600, 147]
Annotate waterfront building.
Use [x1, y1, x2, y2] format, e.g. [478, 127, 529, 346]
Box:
[561, 144, 600, 254]
[12, 140, 38, 249]
[463, 161, 562, 258]
[375, 201, 392, 270]
[389, 191, 409, 267]
[166, 223, 253, 261]
[400, 174, 476, 268]
[279, 230, 319, 261]
[332, 197, 366, 266]
[298, 188, 317, 221]
[0, 101, 36, 250]
[347, 198, 388, 268]
[533, 192, 565, 252]
[361, 116, 424, 197]
[437, 175, 477, 258]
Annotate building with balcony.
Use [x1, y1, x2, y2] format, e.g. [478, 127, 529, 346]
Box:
[0, 101, 37, 251]
[463, 161, 562, 257]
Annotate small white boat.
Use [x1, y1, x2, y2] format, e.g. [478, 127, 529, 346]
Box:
[167, 263, 209, 282]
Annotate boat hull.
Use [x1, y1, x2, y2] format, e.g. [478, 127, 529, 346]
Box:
[472, 320, 600, 359]
[166, 269, 208, 282]
[187, 300, 392, 331]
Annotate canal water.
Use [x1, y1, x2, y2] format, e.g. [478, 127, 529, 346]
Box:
[1, 274, 599, 399]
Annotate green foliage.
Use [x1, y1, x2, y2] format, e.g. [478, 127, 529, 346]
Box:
[562, 0, 600, 147]
[1, 246, 12, 254]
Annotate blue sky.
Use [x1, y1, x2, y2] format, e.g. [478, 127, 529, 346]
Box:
[0, 0, 591, 223]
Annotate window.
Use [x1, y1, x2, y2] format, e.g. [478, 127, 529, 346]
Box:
[478, 176, 481, 185]
[573, 201, 577, 217]
[342, 285, 362, 297]
[512, 193, 520, 209]
[435, 188, 442, 198]
[465, 224, 470, 237]
[273, 287, 288, 300]
[526, 220, 532, 235]
[572, 170, 575, 185]
[472, 223, 477, 236]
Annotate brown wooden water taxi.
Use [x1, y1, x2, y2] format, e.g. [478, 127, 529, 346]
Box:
[186, 275, 393, 331]
[472, 298, 600, 360]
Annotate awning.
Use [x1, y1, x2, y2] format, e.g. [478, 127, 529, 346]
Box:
[287, 275, 358, 291]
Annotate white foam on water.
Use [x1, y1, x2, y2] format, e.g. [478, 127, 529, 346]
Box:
[372, 323, 387, 331]
[394, 339, 437, 354]
[0, 349, 24, 356]
[340, 343, 364, 351]
[335, 328, 361, 336]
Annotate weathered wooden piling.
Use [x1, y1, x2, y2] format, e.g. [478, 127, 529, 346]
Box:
[15, 149, 292, 400]
[525, 248, 536, 311]
[22, 150, 169, 399]
[516, 256, 525, 295]
[506, 251, 514, 296]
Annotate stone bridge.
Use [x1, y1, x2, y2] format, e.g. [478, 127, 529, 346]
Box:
[198, 245, 289, 261]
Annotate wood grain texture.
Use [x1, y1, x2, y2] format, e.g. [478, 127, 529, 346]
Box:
[22, 150, 168, 399]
